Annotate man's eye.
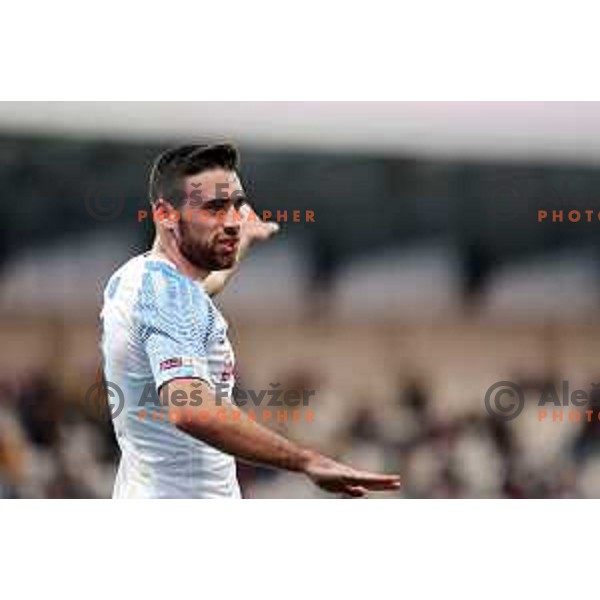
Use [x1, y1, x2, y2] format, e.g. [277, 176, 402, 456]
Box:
[234, 197, 248, 210]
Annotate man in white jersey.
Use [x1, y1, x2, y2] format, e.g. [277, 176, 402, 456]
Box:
[101, 143, 401, 498]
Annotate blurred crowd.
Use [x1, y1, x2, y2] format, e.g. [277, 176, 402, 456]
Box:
[0, 373, 116, 498]
[3, 363, 600, 498]
[240, 369, 600, 498]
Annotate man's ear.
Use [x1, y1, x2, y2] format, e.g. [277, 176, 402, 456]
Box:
[154, 199, 180, 229]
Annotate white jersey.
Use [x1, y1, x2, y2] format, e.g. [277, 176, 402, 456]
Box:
[100, 252, 241, 498]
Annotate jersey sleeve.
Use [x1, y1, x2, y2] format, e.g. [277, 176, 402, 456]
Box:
[134, 262, 215, 391]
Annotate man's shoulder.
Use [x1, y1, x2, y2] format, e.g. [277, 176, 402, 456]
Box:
[103, 253, 212, 322]
[132, 255, 210, 305]
[104, 253, 200, 294]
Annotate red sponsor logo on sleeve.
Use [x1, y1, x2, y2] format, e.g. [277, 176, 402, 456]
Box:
[160, 357, 183, 371]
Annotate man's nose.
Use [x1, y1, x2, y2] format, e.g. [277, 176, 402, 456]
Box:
[223, 204, 241, 233]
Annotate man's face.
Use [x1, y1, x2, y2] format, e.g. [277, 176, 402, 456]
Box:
[173, 168, 244, 271]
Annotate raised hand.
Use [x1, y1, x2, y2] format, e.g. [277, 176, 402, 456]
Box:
[238, 203, 279, 251]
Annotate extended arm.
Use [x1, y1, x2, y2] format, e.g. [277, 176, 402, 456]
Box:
[162, 378, 401, 497]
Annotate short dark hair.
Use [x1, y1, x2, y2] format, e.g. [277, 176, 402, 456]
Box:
[148, 143, 240, 207]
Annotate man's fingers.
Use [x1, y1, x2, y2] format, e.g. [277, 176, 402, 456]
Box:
[239, 203, 280, 242]
[345, 470, 401, 483]
[363, 480, 401, 491]
[342, 471, 401, 490]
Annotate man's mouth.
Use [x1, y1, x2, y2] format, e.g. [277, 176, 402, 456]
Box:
[220, 239, 239, 254]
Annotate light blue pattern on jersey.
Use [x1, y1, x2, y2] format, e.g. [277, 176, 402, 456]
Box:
[133, 260, 215, 390]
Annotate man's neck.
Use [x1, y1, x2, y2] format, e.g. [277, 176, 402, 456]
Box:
[150, 236, 210, 282]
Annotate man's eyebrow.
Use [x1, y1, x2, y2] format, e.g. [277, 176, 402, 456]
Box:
[203, 194, 247, 205]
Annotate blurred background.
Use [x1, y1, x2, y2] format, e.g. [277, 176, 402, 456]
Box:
[2, 101, 600, 498]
